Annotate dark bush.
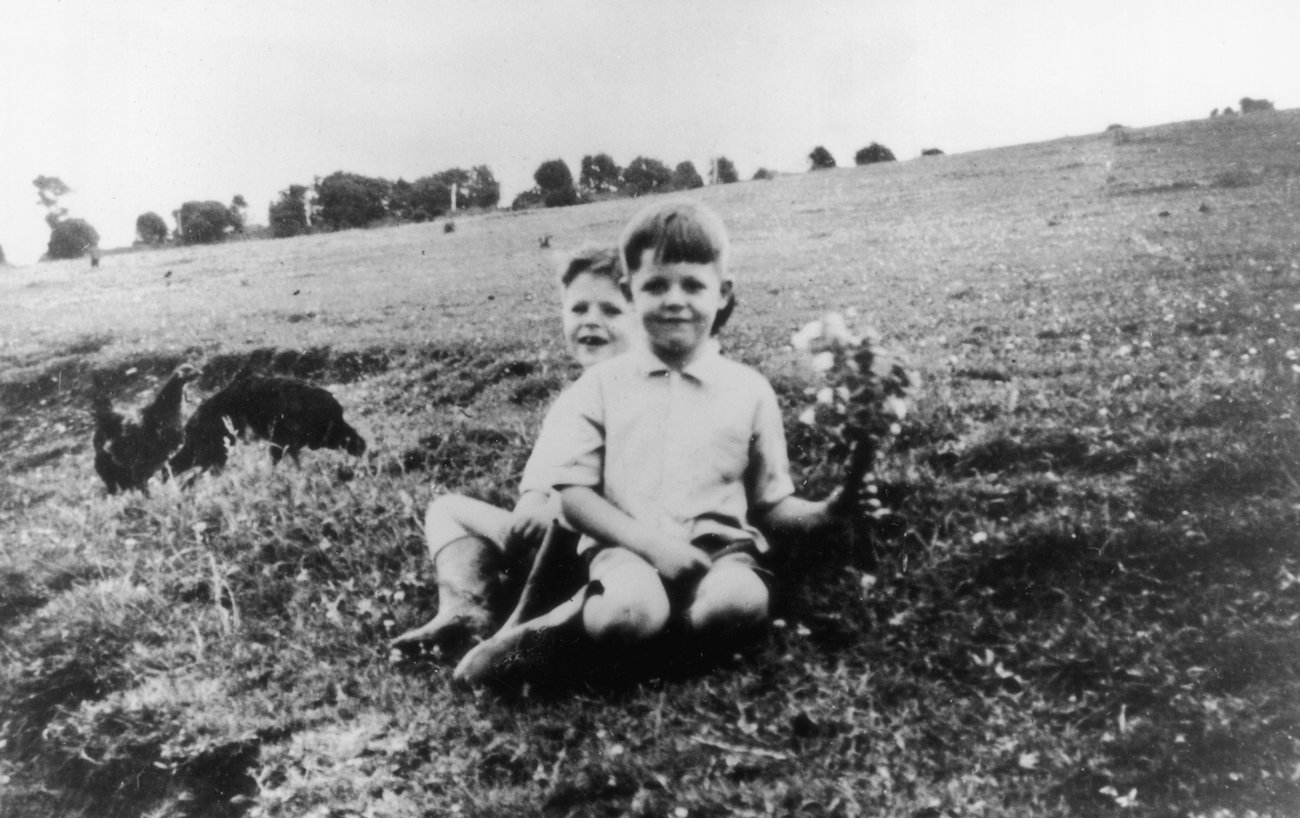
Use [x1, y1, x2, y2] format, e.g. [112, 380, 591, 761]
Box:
[808, 146, 836, 170]
[511, 188, 545, 211]
[670, 161, 704, 191]
[178, 200, 237, 245]
[443, 221, 455, 234]
[269, 185, 310, 238]
[579, 153, 621, 196]
[47, 218, 99, 260]
[854, 143, 896, 165]
[622, 156, 671, 196]
[534, 159, 577, 207]
[921, 148, 944, 157]
[753, 168, 777, 181]
[1240, 97, 1274, 114]
[135, 212, 168, 245]
[314, 171, 390, 229]
[712, 156, 739, 184]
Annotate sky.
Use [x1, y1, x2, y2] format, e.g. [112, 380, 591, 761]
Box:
[1, 0, 1297, 264]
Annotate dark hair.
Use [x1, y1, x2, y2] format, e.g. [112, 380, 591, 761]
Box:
[619, 200, 730, 278]
[559, 244, 623, 288]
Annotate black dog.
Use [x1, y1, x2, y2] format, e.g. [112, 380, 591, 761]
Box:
[170, 375, 366, 475]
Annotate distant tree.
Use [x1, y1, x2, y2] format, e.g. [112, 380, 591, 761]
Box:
[33, 175, 71, 229]
[622, 156, 672, 197]
[1240, 97, 1274, 114]
[1222, 106, 1236, 116]
[269, 185, 310, 238]
[228, 194, 248, 232]
[808, 146, 836, 170]
[534, 159, 577, 207]
[0, 243, 7, 265]
[47, 218, 99, 260]
[854, 143, 896, 165]
[1210, 108, 1219, 118]
[579, 153, 622, 196]
[179, 200, 237, 244]
[511, 188, 545, 211]
[315, 171, 391, 229]
[752, 168, 777, 181]
[670, 161, 704, 191]
[711, 156, 739, 184]
[388, 178, 416, 221]
[464, 165, 500, 209]
[921, 148, 944, 157]
[136, 211, 169, 245]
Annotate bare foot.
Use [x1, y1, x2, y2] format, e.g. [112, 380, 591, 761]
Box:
[391, 604, 492, 647]
[453, 592, 585, 685]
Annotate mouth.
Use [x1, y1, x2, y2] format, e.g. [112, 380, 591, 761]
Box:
[576, 335, 609, 347]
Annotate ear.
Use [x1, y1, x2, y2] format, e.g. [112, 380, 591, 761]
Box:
[620, 279, 633, 301]
[719, 279, 734, 303]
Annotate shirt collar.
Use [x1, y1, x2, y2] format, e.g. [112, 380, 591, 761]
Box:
[635, 339, 725, 382]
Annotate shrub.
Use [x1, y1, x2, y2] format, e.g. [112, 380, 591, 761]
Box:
[921, 148, 944, 157]
[854, 143, 896, 165]
[314, 171, 390, 229]
[579, 153, 622, 196]
[178, 200, 236, 245]
[269, 185, 310, 238]
[511, 188, 545, 211]
[622, 156, 671, 196]
[712, 156, 739, 184]
[753, 168, 777, 181]
[46, 218, 99, 260]
[1240, 97, 1274, 114]
[670, 160, 704, 191]
[0, 243, 7, 265]
[135, 212, 168, 245]
[533, 159, 577, 207]
[808, 146, 836, 170]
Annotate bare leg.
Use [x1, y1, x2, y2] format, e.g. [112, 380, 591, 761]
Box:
[684, 553, 769, 639]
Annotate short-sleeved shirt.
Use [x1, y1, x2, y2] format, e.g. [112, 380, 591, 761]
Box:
[536, 346, 796, 554]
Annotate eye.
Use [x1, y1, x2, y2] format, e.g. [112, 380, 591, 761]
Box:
[640, 278, 668, 295]
[570, 301, 590, 314]
[682, 278, 706, 294]
[600, 303, 624, 318]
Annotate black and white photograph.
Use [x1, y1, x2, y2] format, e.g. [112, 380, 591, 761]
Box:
[1, 1, 1297, 815]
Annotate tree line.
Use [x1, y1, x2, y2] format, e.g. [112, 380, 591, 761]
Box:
[25, 140, 912, 261]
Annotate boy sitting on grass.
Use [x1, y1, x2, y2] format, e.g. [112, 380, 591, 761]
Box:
[455, 201, 845, 684]
[392, 246, 636, 647]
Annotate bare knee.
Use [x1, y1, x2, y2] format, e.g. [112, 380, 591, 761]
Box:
[686, 563, 769, 636]
[582, 563, 670, 644]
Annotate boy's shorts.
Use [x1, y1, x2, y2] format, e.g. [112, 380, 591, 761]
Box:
[583, 533, 773, 589]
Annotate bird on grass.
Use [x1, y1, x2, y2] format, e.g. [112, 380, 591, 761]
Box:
[92, 363, 202, 494]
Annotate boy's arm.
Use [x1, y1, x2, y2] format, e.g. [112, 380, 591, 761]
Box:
[503, 490, 553, 555]
[754, 492, 841, 537]
[560, 486, 710, 582]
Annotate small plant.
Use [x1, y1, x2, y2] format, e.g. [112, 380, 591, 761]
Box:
[791, 312, 914, 520]
[443, 220, 456, 234]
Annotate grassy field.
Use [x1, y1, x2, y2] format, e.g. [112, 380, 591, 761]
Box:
[2, 111, 1299, 817]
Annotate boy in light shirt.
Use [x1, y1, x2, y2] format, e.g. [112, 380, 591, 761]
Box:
[456, 201, 844, 683]
[393, 246, 636, 647]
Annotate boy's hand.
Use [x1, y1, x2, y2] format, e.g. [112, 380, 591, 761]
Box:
[646, 537, 711, 583]
[504, 491, 552, 555]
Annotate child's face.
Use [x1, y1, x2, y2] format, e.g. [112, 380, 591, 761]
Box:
[562, 272, 635, 369]
[628, 251, 731, 367]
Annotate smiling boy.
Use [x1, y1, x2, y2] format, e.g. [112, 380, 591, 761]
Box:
[455, 202, 844, 683]
[393, 246, 635, 647]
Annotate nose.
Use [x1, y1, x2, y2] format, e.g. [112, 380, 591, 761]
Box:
[661, 284, 686, 308]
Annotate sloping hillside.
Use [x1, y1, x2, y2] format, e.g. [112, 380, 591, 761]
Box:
[2, 111, 1298, 817]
